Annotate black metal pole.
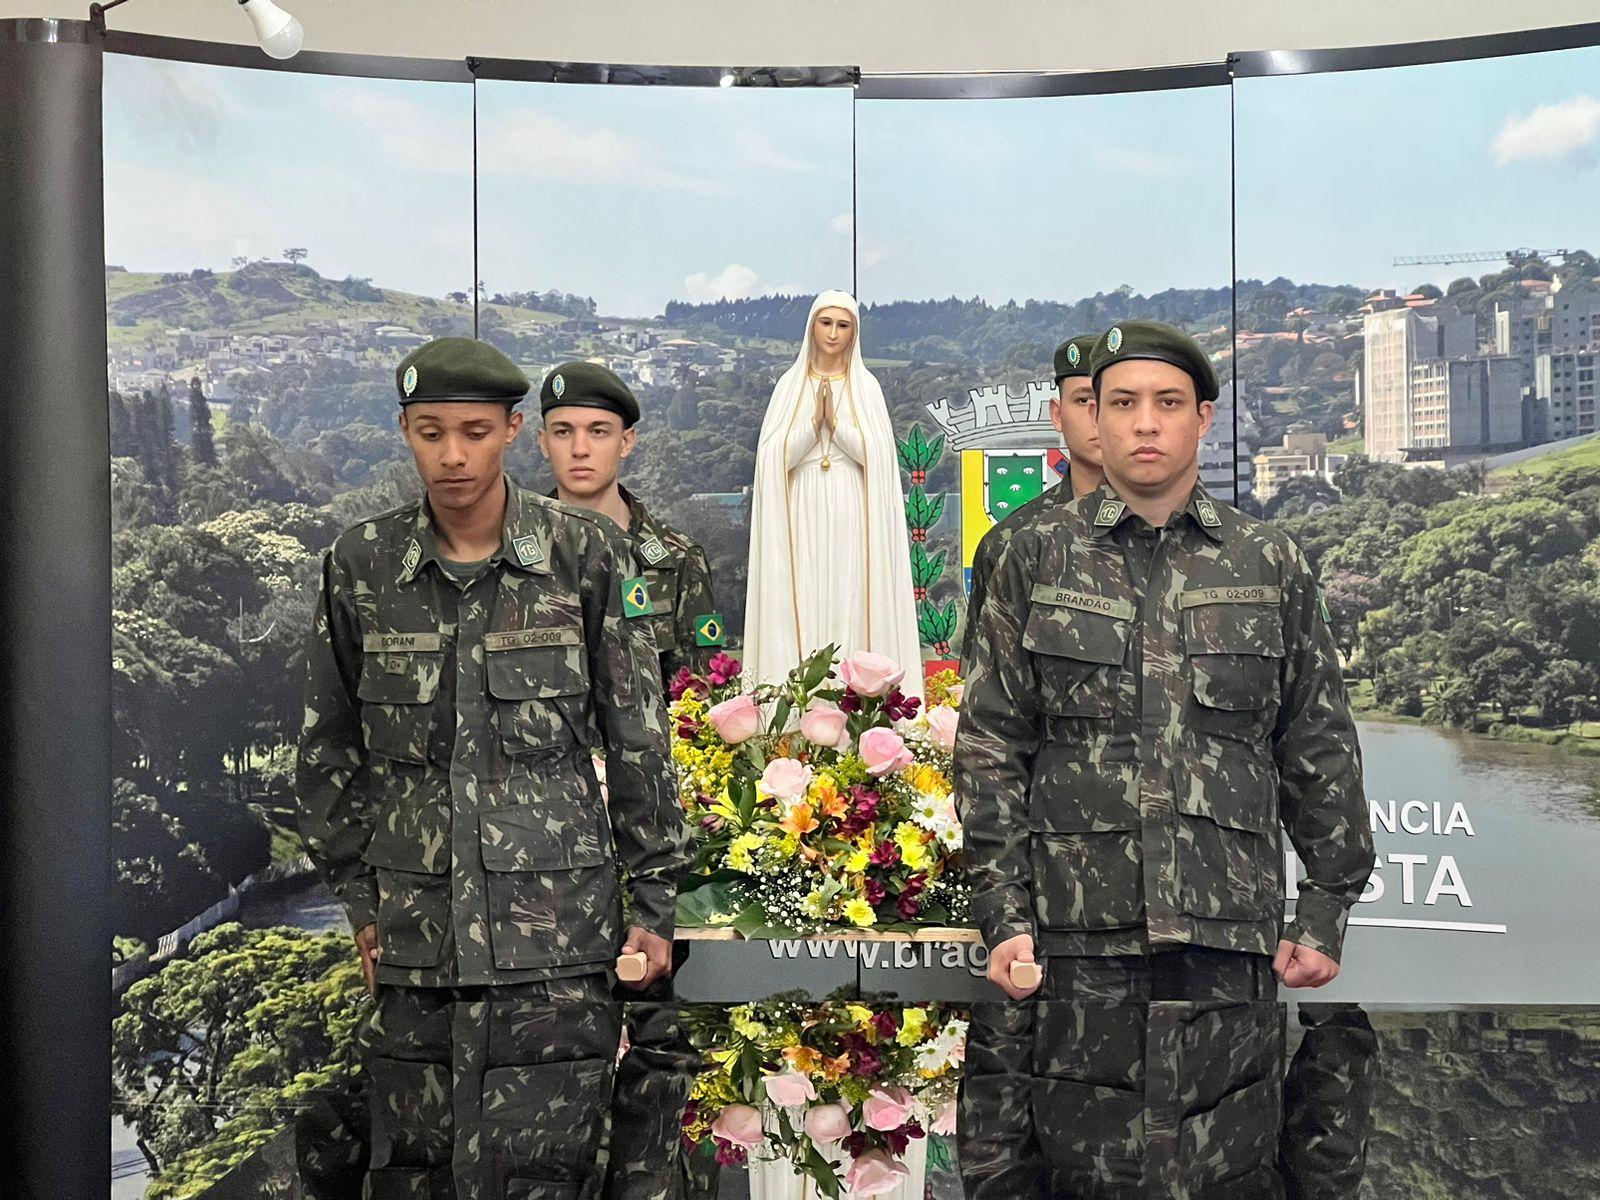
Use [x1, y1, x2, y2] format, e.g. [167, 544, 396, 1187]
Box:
[0, 17, 112, 1197]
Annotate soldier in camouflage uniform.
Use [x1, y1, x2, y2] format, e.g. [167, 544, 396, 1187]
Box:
[1278, 1003, 1377, 1200]
[961, 331, 1106, 666]
[534, 362, 708, 1200]
[955, 320, 1373, 1194]
[536, 361, 723, 686]
[962, 998, 1289, 1200]
[296, 337, 692, 1198]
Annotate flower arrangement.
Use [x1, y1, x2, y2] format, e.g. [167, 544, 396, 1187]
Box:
[670, 646, 970, 937]
[682, 996, 967, 1197]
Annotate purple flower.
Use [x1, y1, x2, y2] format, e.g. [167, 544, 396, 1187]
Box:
[869, 840, 901, 868]
[668, 667, 698, 702]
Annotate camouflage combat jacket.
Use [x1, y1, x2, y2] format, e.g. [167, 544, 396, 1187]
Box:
[956, 481, 1372, 963]
[549, 484, 722, 685]
[960, 473, 1077, 668]
[296, 475, 690, 987]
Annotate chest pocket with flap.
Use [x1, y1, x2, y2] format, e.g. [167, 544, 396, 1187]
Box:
[484, 624, 590, 754]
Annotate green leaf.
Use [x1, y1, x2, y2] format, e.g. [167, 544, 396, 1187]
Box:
[927, 1133, 954, 1173]
[803, 1145, 844, 1198]
[675, 879, 744, 927]
[729, 903, 768, 939]
[910, 544, 947, 588]
[799, 644, 837, 690]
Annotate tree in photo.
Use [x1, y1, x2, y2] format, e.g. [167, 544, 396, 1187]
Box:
[112, 924, 368, 1192]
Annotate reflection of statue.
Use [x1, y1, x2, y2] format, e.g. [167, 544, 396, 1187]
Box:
[743, 290, 922, 695]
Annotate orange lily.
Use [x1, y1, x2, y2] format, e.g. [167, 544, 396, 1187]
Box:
[779, 802, 820, 838]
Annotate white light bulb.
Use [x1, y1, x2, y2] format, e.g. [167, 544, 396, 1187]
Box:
[239, 0, 304, 59]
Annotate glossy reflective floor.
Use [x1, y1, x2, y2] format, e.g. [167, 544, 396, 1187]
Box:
[223, 1002, 1600, 1200]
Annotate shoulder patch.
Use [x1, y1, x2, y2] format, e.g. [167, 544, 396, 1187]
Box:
[401, 539, 422, 576]
[1318, 584, 1333, 627]
[1195, 496, 1221, 527]
[638, 535, 669, 566]
[621, 576, 651, 618]
[694, 613, 726, 647]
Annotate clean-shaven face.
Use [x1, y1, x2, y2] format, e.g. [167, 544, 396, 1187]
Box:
[1094, 359, 1212, 492]
[400, 402, 522, 513]
[538, 406, 634, 501]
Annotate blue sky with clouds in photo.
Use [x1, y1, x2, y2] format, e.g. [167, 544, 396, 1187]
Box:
[1235, 44, 1600, 293]
[104, 44, 1600, 316]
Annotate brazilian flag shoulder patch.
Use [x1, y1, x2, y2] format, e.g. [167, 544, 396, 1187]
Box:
[694, 612, 726, 647]
[1317, 584, 1333, 627]
[621, 577, 651, 619]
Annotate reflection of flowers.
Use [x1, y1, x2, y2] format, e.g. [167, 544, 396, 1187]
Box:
[685, 1000, 966, 1195]
[803, 1102, 852, 1144]
[844, 1147, 911, 1196]
[763, 1067, 818, 1108]
[863, 1086, 915, 1131]
[711, 1104, 764, 1148]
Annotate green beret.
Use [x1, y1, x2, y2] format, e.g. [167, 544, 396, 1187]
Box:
[395, 337, 529, 406]
[1089, 319, 1219, 404]
[1052, 333, 1099, 384]
[540, 361, 641, 428]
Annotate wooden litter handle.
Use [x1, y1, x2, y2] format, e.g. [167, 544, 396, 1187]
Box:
[1008, 960, 1042, 990]
[615, 951, 648, 982]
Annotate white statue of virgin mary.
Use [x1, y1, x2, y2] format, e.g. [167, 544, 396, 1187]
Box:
[743, 290, 923, 697]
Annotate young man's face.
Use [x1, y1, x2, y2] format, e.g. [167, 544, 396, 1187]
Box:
[1094, 359, 1213, 493]
[400, 402, 523, 512]
[1049, 376, 1102, 468]
[538, 406, 635, 501]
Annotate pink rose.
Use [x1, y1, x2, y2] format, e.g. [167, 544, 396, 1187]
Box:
[707, 694, 761, 744]
[862, 1085, 915, 1131]
[843, 1148, 910, 1196]
[802, 1101, 852, 1145]
[710, 1103, 764, 1148]
[800, 700, 849, 748]
[924, 705, 959, 753]
[840, 651, 905, 699]
[762, 1068, 817, 1108]
[760, 757, 814, 801]
[859, 727, 913, 777]
[931, 1099, 957, 1135]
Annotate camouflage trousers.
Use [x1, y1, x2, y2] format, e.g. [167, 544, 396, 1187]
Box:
[359, 975, 620, 1200]
[605, 1001, 700, 1200]
[1278, 1004, 1377, 1200]
[958, 949, 1286, 1200]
